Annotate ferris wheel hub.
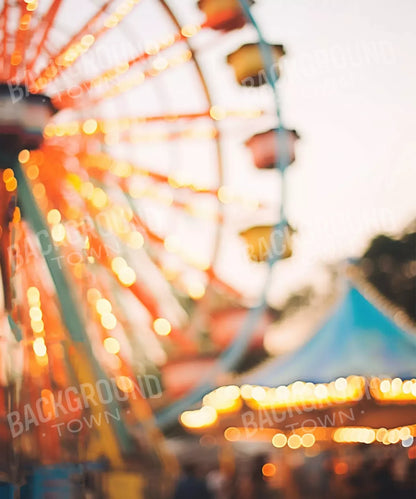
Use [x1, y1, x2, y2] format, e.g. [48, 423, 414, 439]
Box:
[0, 84, 56, 154]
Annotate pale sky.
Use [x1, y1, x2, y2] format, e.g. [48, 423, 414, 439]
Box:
[206, 0, 416, 304]
[19, 0, 416, 306]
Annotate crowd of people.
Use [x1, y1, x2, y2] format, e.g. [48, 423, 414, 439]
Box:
[172, 447, 415, 499]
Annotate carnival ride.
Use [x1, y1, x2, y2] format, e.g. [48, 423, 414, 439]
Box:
[0, 0, 295, 495]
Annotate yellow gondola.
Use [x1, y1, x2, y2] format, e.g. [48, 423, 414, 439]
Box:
[227, 43, 285, 86]
[239, 224, 294, 263]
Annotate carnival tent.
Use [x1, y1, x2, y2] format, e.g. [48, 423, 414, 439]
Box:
[244, 283, 416, 387]
[179, 280, 416, 436]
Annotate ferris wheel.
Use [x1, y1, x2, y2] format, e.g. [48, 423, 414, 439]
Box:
[0, 0, 297, 481]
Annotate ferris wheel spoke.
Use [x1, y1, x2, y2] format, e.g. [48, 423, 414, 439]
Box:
[76, 169, 221, 259]
[44, 108, 265, 139]
[119, 193, 215, 278]
[127, 201, 237, 297]
[61, 48, 193, 109]
[55, 110, 213, 126]
[24, 0, 64, 75]
[49, 3, 248, 105]
[56, 172, 197, 347]
[77, 151, 218, 195]
[8, 0, 25, 81]
[31, 0, 144, 93]
[31, 0, 112, 87]
[51, 24, 203, 107]
[44, 121, 217, 143]
[84, 230, 198, 354]
[46, 180, 197, 354]
[0, 0, 11, 79]
[79, 156, 226, 229]
[89, 175, 217, 217]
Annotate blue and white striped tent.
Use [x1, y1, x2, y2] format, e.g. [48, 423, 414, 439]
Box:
[244, 284, 416, 386]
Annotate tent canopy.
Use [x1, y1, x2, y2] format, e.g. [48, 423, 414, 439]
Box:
[244, 284, 416, 386]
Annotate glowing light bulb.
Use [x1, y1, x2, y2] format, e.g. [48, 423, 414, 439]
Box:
[91, 188, 107, 208]
[51, 223, 66, 242]
[31, 320, 44, 333]
[287, 434, 302, 449]
[335, 377, 347, 391]
[96, 298, 112, 314]
[181, 24, 199, 38]
[118, 267, 136, 286]
[164, 235, 180, 253]
[252, 386, 266, 402]
[301, 434, 316, 448]
[187, 280, 205, 300]
[314, 384, 328, 399]
[5, 178, 17, 192]
[262, 463, 276, 478]
[81, 34, 95, 48]
[47, 209, 61, 224]
[87, 288, 101, 304]
[380, 379, 391, 393]
[101, 313, 117, 330]
[103, 336, 120, 354]
[152, 57, 168, 71]
[33, 337, 47, 356]
[210, 105, 226, 120]
[82, 119, 98, 135]
[127, 231, 144, 249]
[272, 433, 287, 448]
[29, 307, 42, 321]
[217, 185, 233, 204]
[18, 149, 30, 164]
[224, 427, 241, 442]
[153, 317, 171, 336]
[116, 375, 134, 393]
[27, 286, 40, 304]
[111, 256, 127, 274]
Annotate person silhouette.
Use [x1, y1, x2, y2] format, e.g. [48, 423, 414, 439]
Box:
[173, 463, 212, 499]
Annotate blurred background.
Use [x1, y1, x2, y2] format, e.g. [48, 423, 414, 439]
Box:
[0, 0, 415, 497]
